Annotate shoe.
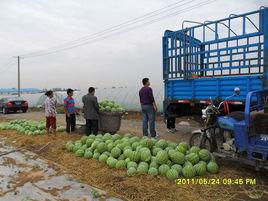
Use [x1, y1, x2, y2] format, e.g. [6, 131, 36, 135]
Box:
[172, 128, 177, 132]
[152, 134, 159, 139]
[167, 129, 174, 133]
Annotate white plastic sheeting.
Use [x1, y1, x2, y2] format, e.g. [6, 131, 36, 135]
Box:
[0, 86, 164, 112]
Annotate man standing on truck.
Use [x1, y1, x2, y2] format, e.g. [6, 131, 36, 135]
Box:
[139, 78, 157, 138]
[82, 87, 100, 135]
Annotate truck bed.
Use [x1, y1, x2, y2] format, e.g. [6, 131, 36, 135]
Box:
[165, 75, 263, 102]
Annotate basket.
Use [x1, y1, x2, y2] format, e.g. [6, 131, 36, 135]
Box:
[76, 112, 123, 134]
[98, 111, 123, 133]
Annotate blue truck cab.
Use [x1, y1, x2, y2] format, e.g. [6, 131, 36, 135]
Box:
[163, 7, 268, 119]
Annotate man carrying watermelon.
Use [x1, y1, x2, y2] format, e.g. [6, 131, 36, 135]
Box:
[139, 78, 158, 138]
[44, 90, 57, 135]
[82, 87, 100, 135]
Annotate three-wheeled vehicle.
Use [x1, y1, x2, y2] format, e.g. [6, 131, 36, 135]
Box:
[190, 88, 268, 170]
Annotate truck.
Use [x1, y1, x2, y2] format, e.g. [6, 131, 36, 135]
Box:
[163, 7, 268, 120]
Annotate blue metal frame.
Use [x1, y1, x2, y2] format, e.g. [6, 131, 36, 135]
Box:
[163, 7, 268, 104]
[244, 88, 268, 131]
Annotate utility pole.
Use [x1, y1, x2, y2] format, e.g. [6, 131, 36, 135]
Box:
[17, 56, 21, 97]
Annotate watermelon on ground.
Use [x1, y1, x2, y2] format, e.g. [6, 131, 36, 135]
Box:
[207, 162, 219, 174]
[166, 169, 179, 180]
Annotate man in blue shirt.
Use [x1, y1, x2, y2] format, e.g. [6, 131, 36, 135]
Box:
[139, 78, 157, 138]
[64, 88, 76, 133]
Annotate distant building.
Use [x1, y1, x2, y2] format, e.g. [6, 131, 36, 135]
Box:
[0, 88, 41, 95]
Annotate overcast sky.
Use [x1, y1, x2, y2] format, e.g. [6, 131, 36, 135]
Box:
[0, 0, 267, 91]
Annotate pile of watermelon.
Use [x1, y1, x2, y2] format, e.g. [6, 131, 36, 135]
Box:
[99, 100, 124, 113]
[66, 133, 219, 180]
[0, 119, 65, 135]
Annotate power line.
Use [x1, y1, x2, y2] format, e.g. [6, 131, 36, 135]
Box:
[0, 60, 16, 74]
[21, 0, 192, 57]
[22, 0, 216, 58]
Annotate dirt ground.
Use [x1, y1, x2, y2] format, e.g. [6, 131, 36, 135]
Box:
[0, 112, 268, 201]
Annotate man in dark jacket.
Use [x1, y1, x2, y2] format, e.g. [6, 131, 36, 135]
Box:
[139, 78, 157, 138]
[82, 87, 99, 135]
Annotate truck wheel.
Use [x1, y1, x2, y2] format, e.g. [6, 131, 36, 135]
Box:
[189, 132, 213, 152]
[22, 109, 27, 113]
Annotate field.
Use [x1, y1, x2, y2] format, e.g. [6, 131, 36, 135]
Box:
[0, 112, 267, 201]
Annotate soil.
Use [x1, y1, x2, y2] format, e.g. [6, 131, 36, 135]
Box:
[0, 112, 268, 201]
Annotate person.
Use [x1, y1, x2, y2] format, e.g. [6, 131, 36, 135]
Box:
[166, 104, 177, 133]
[166, 117, 177, 133]
[44, 90, 57, 134]
[82, 87, 99, 135]
[139, 78, 157, 138]
[64, 88, 76, 133]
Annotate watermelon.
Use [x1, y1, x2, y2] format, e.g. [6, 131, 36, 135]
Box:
[75, 149, 85, 157]
[86, 138, 94, 147]
[198, 149, 211, 162]
[103, 133, 112, 141]
[194, 163, 206, 176]
[168, 142, 178, 149]
[93, 152, 100, 159]
[155, 139, 168, 149]
[107, 143, 114, 152]
[123, 146, 132, 151]
[130, 151, 140, 162]
[166, 169, 178, 180]
[158, 164, 170, 176]
[66, 142, 74, 152]
[148, 167, 158, 176]
[168, 150, 185, 165]
[91, 141, 100, 150]
[137, 164, 148, 173]
[129, 136, 139, 144]
[72, 145, 81, 153]
[207, 162, 219, 173]
[198, 161, 207, 167]
[112, 134, 122, 141]
[123, 149, 133, 159]
[103, 151, 110, 156]
[186, 153, 199, 165]
[118, 154, 125, 160]
[184, 161, 193, 168]
[171, 164, 183, 175]
[127, 161, 138, 169]
[80, 145, 87, 151]
[84, 149, 93, 159]
[152, 147, 162, 156]
[189, 146, 200, 154]
[127, 167, 136, 176]
[210, 154, 216, 162]
[140, 148, 151, 162]
[116, 160, 127, 169]
[99, 154, 108, 163]
[176, 142, 188, 154]
[149, 161, 159, 169]
[140, 138, 154, 149]
[156, 151, 169, 165]
[81, 136, 88, 144]
[111, 147, 122, 158]
[107, 157, 117, 168]
[132, 142, 140, 150]
[182, 165, 196, 178]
